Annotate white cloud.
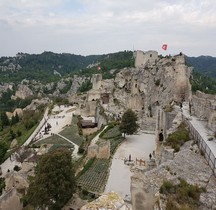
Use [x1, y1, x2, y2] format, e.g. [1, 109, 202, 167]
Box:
[0, 0, 215, 56]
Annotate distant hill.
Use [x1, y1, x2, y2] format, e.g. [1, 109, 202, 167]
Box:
[0, 51, 134, 83]
[186, 56, 216, 77]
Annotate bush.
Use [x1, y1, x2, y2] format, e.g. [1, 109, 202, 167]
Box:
[165, 123, 190, 152]
[78, 147, 85, 154]
[159, 180, 175, 194]
[0, 177, 5, 196]
[17, 130, 22, 137]
[155, 79, 160, 86]
[160, 178, 206, 210]
[14, 165, 21, 171]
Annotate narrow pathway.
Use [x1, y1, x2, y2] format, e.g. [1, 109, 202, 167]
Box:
[90, 125, 108, 146]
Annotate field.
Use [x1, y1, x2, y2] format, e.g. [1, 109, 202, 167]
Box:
[77, 159, 110, 193]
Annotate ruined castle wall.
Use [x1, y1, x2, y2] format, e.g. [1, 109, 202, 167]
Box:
[192, 91, 216, 131]
[97, 141, 110, 159]
[87, 141, 110, 159]
[92, 74, 102, 90]
[134, 50, 158, 68]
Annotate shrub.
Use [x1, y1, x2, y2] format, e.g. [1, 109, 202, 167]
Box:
[155, 79, 160, 86]
[165, 123, 190, 152]
[78, 147, 85, 154]
[14, 165, 21, 171]
[0, 177, 5, 196]
[159, 180, 175, 194]
[17, 130, 22, 137]
[160, 178, 206, 210]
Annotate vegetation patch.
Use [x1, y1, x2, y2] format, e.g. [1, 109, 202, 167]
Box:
[77, 159, 110, 193]
[100, 125, 121, 139]
[160, 178, 206, 210]
[164, 123, 190, 152]
[163, 104, 174, 112]
[0, 177, 5, 196]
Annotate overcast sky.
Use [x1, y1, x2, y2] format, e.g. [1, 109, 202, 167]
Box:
[0, 0, 215, 57]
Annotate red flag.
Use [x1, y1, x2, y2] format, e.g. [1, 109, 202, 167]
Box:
[162, 44, 168, 51]
[98, 66, 101, 71]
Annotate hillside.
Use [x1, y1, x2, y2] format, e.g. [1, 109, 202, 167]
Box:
[0, 51, 134, 83]
[186, 55, 216, 77]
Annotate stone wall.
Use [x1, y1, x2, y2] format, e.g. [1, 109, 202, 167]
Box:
[97, 141, 110, 159]
[92, 74, 102, 90]
[192, 90, 216, 131]
[87, 141, 110, 159]
[134, 50, 158, 68]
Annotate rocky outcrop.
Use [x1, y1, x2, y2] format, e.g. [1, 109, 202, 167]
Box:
[131, 141, 216, 210]
[15, 84, 33, 99]
[81, 191, 131, 210]
[24, 97, 50, 110]
[82, 52, 191, 132]
[192, 91, 215, 120]
[192, 91, 216, 132]
[0, 83, 14, 98]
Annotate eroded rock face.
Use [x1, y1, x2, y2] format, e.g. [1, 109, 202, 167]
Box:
[24, 97, 50, 110]
[82, 52, 191, 131]
[192, 91, 216, 132]
[15, 84, 33, 99]
[81, 191, 131, 210]
[131, 141, 216, 210]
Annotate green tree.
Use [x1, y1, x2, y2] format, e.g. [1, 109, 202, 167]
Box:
[0, 112, 10, 127]
[0, 142, 8, 163]
[119, 109, 139, 137]
[26, 148, 76, 210]
[0, 177, 5, 196]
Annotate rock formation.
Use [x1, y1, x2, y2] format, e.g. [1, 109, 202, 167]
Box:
[131, 141, 216, 210]
[15, 84, 34, 99]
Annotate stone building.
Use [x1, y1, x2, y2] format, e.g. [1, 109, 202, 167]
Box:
[134, 50, 158, 67]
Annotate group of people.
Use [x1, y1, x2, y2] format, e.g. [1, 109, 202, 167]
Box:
[124, 151, 155, 165]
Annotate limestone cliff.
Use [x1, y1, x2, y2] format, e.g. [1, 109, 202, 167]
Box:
[131, 141, 216, 210]
[82, 51, 192, 131]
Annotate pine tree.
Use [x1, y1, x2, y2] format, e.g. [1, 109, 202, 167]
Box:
[0, 112, 9, 127]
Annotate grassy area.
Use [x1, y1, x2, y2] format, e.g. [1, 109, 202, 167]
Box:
[34, 134, 72, 146]
[100, 125, 122, 139]
[99, 125, 123, 155]
[34, 115, 85, 147]
[59, 124, 84, 146]
[164, 123, 190, 152]
[160, 178, 206, 210]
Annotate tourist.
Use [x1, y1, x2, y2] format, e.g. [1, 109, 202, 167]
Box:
[149, 153, 152, 160]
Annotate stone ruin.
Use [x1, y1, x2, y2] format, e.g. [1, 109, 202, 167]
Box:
[87, 141, 110, 159]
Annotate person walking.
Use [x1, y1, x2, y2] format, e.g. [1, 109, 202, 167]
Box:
[149, 153, 152, 160]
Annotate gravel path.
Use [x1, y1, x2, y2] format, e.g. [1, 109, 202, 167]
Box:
[104, 132, 156, 199]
